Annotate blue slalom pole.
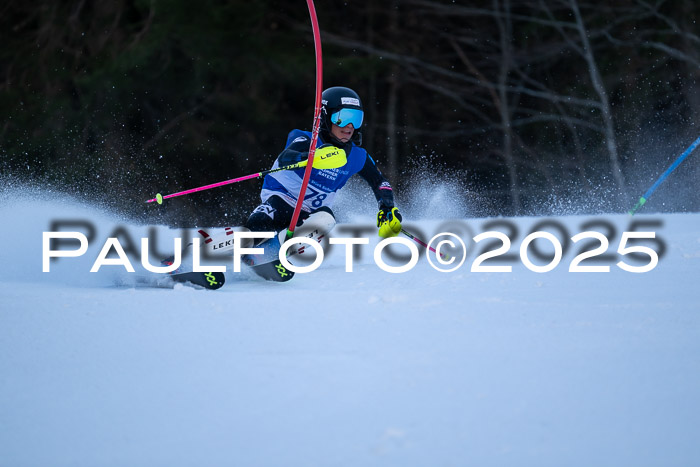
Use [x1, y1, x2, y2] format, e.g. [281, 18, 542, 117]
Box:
[629, 135, 700, 215]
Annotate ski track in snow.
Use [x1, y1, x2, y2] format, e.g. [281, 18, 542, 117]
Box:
[1, 190, 700, 466]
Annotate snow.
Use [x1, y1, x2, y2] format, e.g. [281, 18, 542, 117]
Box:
[1, 190, 700, 466]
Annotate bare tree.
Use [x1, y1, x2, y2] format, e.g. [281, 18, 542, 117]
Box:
[386, 0, 401, 182]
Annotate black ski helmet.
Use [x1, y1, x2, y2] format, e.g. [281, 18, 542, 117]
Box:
[321, 86, 364, 145]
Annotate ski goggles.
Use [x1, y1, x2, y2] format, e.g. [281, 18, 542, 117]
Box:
[330, 108, 364, 129]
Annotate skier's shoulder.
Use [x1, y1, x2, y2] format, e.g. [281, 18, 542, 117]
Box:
[348, 142, 368, 158]
[346, 142, 370, 172]
[285, 129, 313, 147]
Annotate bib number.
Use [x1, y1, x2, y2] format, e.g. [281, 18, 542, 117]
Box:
[303, 186, 329, 208]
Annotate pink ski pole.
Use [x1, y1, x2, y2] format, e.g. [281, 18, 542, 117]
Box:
[145, 148, 347, 205]
[401, 229, 451, 261]
[145, 163, 304, 204]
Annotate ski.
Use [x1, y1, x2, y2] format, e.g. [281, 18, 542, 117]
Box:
[165, 223, 326, 284]
[249, 260, 295, 282]
[170, 270, 226, 290]
[241, 233, 296, 282]
[160, 248, 226, 290]
[240, 220, 330, 282]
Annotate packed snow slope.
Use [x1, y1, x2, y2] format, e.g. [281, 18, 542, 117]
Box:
[1, 190, 699, 467]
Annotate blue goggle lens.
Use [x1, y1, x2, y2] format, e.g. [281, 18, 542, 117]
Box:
[330, 108, 363, 129]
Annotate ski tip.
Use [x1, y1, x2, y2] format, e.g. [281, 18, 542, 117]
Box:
[156, 193, 163, 205]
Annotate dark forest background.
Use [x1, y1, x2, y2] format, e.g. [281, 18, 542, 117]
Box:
[1, 0, 698, 226]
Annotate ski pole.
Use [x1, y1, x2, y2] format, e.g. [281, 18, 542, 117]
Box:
[146, 148, 346, 204]
[401, 229, 451, 261]
[146, 163, 303, 205]
[629, 135, 700, 215]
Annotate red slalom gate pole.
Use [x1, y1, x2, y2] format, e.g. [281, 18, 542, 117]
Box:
[287, 0, 323, 239]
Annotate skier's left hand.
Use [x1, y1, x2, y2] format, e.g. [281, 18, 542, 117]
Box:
[377, 206, 402, 238]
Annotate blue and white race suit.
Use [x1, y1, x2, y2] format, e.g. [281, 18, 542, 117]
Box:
[260, 129, 395, 212]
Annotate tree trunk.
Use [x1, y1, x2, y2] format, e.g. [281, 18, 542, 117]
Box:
[386, 0, 400, 183]
[570, 0, 627, 199]
[495, 0, 521, 213]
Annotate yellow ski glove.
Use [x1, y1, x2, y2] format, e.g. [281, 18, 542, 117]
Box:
[377, 206, 402, 238]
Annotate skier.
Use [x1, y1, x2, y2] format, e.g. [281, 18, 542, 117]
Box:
[243, 86, 402, 278]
